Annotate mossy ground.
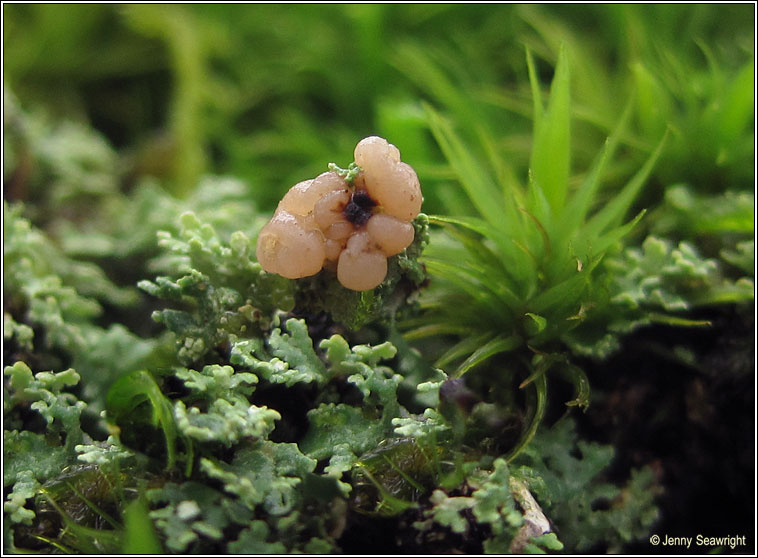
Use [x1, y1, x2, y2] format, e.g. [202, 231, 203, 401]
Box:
[3, 4, 754, 554]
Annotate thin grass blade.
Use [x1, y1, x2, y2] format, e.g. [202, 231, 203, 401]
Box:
[401, 323, 471, 341]
[433, 220, 522, 297]
[584, 209, 647, 256]
[424, 257, 521, 311]
[526, 47, 544, 122]
[561, 364, 590, 410]
[435, 332, 494, 370]
[583, 130, 668, 238]
[560, 95, 635, 237]
[429, 215, 533, 284]
[455, 334, 522, 377]
[528, 269, 590, 314]
[506, 372, 547, 462]
[529, 45, 570, 217]
[424, 105, 509, 229]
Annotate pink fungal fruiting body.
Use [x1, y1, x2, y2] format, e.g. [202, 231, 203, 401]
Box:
[256, 136, 422, 290]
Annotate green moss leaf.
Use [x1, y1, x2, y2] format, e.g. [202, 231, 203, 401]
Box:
[175, 364, 258, 400]
[654, 185, 754, 237]
[228, 520, 287, 554]
[721, 240, 754, 275]
[148, 481, 253, 553]
[609, 236, 753, 310]
[423, 489, 475, 533]
[3, 313, 34, 351]
[392, 408, 450, 441]
[524, 532, 564, 553]
[268, 319, 329, 384]
[515, 419, 659, 552]
[3, 431, 69, 489]
[352, 438, 437, 516]
[299, 404, 385, 460]
[529, 45, 571, 216]
[175, 399, 279, 446]
[200, 440, 316, 516]
[141, 212, 296, 365]
[121, 496, 163, 554]
[4, 471, 40, 525]
[230, 319, 330, 387]
[172, 364, 277, 446]
[106, 370, 180, 469]
[4, 361, 86, 452]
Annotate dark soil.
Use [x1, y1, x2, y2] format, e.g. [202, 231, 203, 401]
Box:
[576, 305, 755, 554]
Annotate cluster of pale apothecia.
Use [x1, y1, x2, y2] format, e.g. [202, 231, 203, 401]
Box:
[256, 137, 422, 291]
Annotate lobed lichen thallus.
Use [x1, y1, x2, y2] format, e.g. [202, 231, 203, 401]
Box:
[256, 136, 422, 291]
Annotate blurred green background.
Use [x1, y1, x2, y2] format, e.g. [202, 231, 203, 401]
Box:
[5, 4, 753, 214]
